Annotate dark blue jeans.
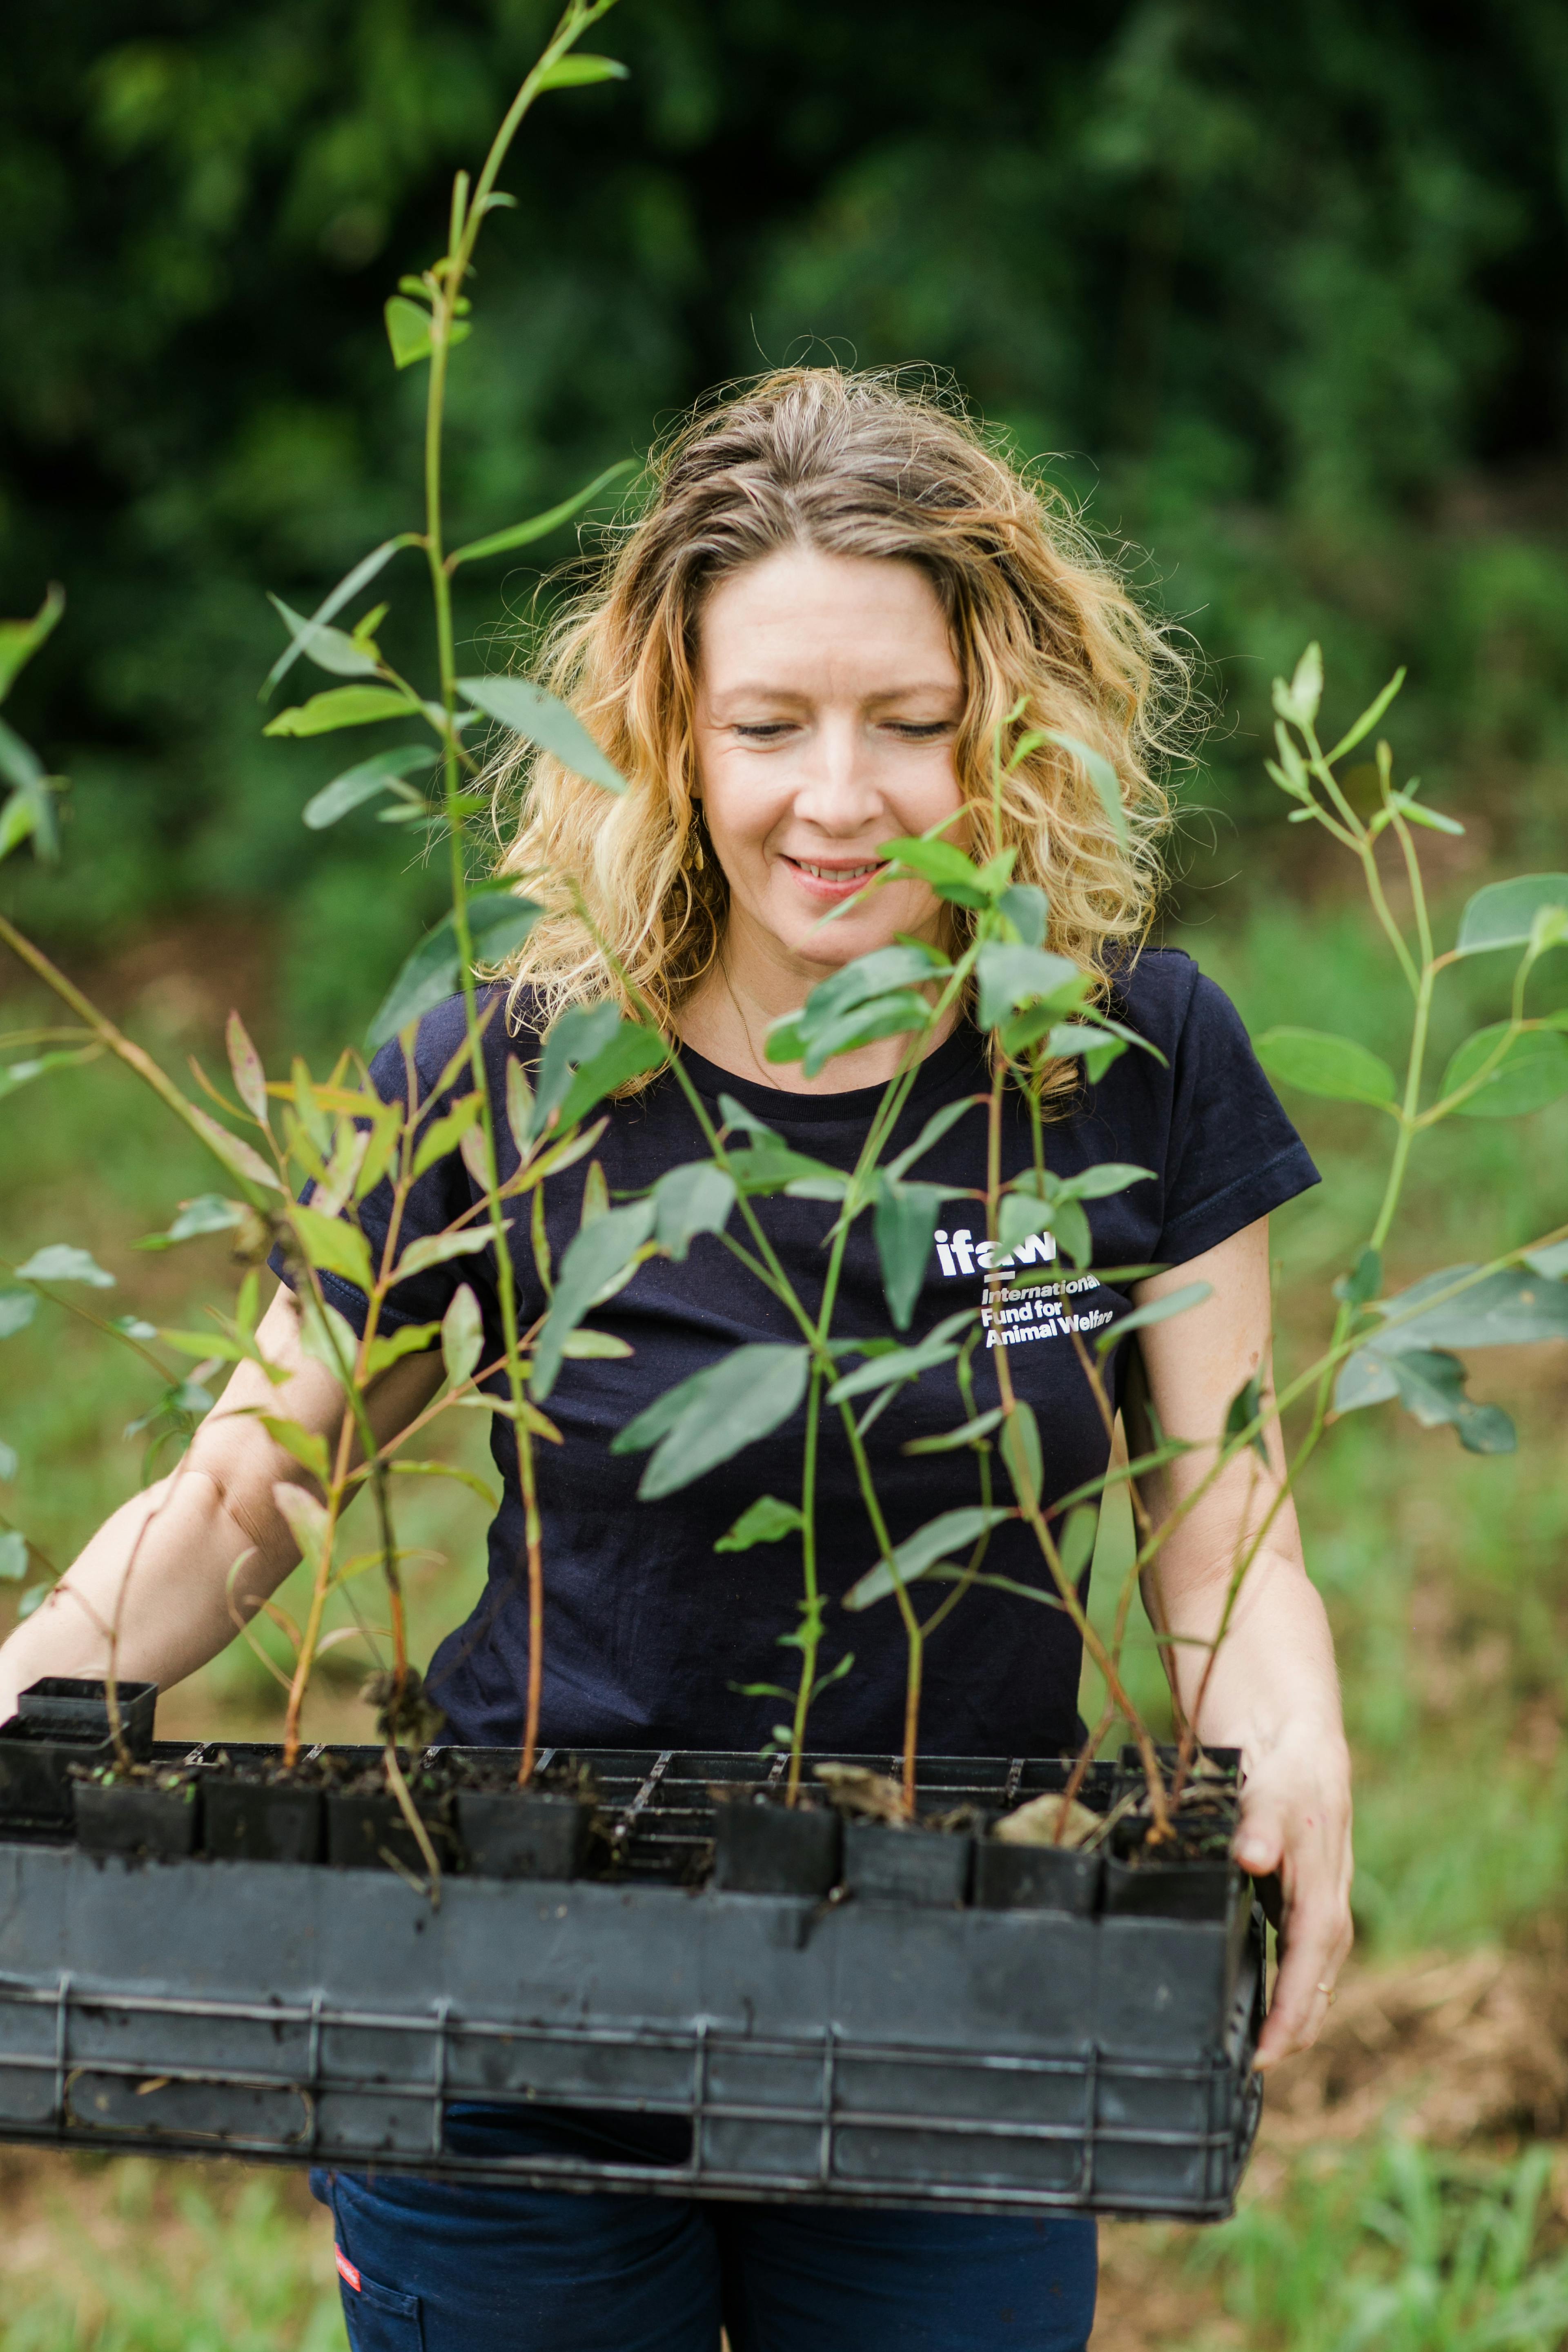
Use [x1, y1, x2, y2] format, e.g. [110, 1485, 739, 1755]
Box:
[311, 2163, 1097, 2351]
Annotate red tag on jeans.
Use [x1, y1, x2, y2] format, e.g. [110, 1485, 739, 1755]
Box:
[335, 2246, 361, 2292]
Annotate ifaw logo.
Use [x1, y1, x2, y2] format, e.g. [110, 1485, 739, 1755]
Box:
[932, 1226, 1057, 1278]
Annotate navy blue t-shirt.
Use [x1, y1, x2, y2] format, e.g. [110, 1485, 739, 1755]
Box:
[287, 949, 1316, 1758]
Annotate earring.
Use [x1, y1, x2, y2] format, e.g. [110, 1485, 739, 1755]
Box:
[686, 811, 705, 873]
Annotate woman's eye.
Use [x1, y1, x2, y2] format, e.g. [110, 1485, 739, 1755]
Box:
[734, 722, 796, 741]
[886, 720, 954, 741]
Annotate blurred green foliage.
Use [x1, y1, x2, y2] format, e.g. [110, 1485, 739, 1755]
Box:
[2, 0, 1567, 1041]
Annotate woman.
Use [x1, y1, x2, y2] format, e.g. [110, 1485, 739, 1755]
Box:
[0, 370, 1352, 2352]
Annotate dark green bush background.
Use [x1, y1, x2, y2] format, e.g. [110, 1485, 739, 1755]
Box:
[3, 0, 1566, 1036]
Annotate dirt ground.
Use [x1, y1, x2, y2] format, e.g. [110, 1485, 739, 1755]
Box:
[4, 1943, 1565, 2349]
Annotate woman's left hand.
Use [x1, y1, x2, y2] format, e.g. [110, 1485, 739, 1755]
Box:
[1230, 1716, 1353, 2069]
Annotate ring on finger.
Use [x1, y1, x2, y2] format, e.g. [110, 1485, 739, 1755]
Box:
[1316, 1981, 1337, 2003]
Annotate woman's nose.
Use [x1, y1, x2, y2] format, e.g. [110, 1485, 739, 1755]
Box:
[793, 714, 882, 833]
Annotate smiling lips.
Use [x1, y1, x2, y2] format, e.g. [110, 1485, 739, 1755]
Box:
[784, 855, 887, 898]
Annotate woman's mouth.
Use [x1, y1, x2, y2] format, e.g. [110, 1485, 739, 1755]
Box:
[784, 855, 886, 896]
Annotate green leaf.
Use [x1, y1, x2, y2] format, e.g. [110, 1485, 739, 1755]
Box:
[1455, 875, 1568, 958]
[0, 1530, 28, 1581]
[383, 295, 471, 370]
[724, 1141, 850, 1200]
[826, 1332, 961, 1403]
[537, 52, 628, 87]
[1336, 1246, 1383, 1307]
[1041, 730, 1128, 847]
[296, 1294, 360, 1382]
[136, 1194, 248, 1253]
[0, 585, 64, 704]
[0, 1438, 15, 1481]
[1388, 1349, 1516, 1454]
[185, 1101, 283, 1193]
[1254, 1027, 1398, 1107]
[715, 1496, 806, 1552]
[902, 1407, 1006, 1454]
[0, 1288, 37, 1338]
[652, 1163, 736, 1260]
[266, 594, 381, 682]
[394, 1227, 496, 1284]
[0, 1044, 100, 1097]
[976, 943, 1082, 1032]
[998, 1186, 1087, 1271]
[1272, 642, 1323, 729]
[412, 1092, 484, 1178]
[1439, 1025, 1568, 1118]
[532, 1200, 657, 1399]
[366, 891, 542, 1051]
[1524, 1241, 1568, 1280]
[15, 1244, 115, 1289]
[262, 536, 419, 698]
[884, 1095, 985, 1182]
[1058, 1503, 1098, 1580]
[556, 1022, 669, 1131]
[997, 882, 1049, 947]
[880, 835, 994, 909]
[364, 1321, 441, 1378]
[1052, 1162, 1155, 1203]
[458, 674, 626, 793]
[1391, 792, 1464, 837]
[1224, 1373, 1269, 1464]
[288, 1204, 373, 1296]
[256, 1416, 332, 1487]
[999, 1401, 1042, 1512]
[264, 684, 421, 737]
[1094, 1281, 1213, 1358]
[439, 1283, 482, 1391]
[874, 1178, 951, 1330]
[613, 1343, 811, 1500]
[842, 1505, 1013, 1611]
[304, 745, 434, 830]
[791, 991, 935, 1078]
[448, 461, 637, 567]
[1373, 1263, 1568, 1353]
[1322, 667, 1407, 765]
[559, 1327, 632, 1359]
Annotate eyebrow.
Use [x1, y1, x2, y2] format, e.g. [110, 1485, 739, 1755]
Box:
[704, 682, 962, 708]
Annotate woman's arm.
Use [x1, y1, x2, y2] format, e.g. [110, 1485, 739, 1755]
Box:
[1125, 1216, 1353, 2070]
[0, 1286, 444, 1724]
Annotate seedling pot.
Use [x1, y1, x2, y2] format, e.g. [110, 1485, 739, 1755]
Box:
[842, 1817, 973, 1906]
[326, 1784, 456, 1875]
[0, 1721, 117, 1831]
[454, 1787, 591, 1881]
[72, 1774, 199, 1861]
[203, 1776, 324, 1867]
[20, 1679, 156, 1759]
[710, 1795, 842, 1896]
[972, 1836, 1102, 1915]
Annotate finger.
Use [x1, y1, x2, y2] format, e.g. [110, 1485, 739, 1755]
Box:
[1254, 1877, 1352, 2070]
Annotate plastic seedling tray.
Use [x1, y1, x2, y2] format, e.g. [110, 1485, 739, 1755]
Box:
[0, 1741, 1264, 2219]
[0, 1680, 160, 1835]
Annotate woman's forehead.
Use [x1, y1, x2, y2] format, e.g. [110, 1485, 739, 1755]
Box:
[696, 548, 960, 696]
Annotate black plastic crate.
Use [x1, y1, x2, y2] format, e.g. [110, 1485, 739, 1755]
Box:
[0, 1744, 1264, 2219]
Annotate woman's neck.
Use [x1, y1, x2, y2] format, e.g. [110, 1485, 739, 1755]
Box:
[675, 931, 960, 1096]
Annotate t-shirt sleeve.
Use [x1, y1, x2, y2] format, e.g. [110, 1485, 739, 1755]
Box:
[1155, 970, 1320, 1265]
[268, 1004, 484, 1341]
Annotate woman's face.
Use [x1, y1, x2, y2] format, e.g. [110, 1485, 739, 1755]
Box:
[692, 547, 966, 988]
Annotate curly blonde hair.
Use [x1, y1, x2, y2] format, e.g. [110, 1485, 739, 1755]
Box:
[492, 368, 1190, 1066]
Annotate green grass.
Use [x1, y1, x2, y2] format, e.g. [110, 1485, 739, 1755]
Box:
[0, 2164, 347, 2352]
[1174, 2139, 1568, 2352]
